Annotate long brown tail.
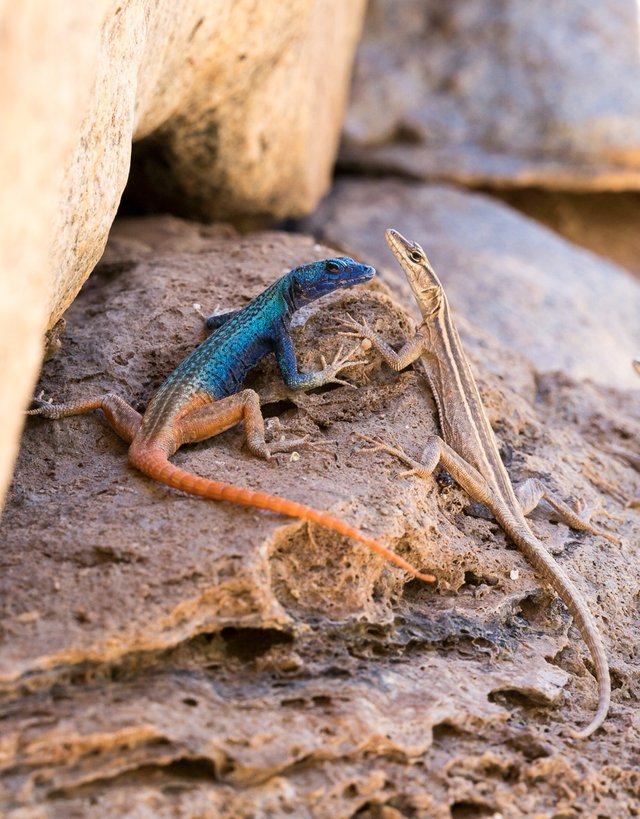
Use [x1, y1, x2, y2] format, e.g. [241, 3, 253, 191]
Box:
[507, 515, 610, 739]
[129, 447, 435, 583]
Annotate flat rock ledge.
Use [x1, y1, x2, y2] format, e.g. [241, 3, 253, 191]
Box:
[2, 219, 639, 817]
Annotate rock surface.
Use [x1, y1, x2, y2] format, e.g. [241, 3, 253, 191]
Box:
[343, 0, 640, 189]
[0, 0, 365, 510]
[306, 178, 640, 390]
[2, 219, 639, 816]
[497, 190, 640, 280]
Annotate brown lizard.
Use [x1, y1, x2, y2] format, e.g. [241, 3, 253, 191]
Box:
[340, 228, 619, 738]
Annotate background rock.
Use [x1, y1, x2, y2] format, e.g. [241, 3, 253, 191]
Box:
[2, 219, 639, 815]
[0, 0, 366, 510]
[125, 1, 366, 224]
[497, 189, 640, 280]
[342, 0, 640, 189]
[305, 178, 640, 390]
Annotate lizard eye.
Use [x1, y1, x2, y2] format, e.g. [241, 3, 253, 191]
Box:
[409, 250, 423, 263]
[325, 261, 340, 273]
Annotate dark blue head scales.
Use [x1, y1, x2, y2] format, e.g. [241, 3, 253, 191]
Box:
[287, 257, 375, 308]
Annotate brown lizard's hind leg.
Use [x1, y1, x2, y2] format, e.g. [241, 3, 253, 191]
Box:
[514, 478, 620, 546]
[356, 433, 441, 479]
[176, 389, 318, 459]
[356, 433, 497, 509]
[27, 395, 142, 443]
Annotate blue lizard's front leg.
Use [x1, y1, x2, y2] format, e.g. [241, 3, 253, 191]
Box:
[204, 310, 240, 332]
[274, 330, 366, 391]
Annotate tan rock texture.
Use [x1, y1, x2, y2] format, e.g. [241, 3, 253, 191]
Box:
[0, 0, 366, 510]
[3, 220, 639, 816]
[0, 2, 108, 542]
[343, 0, 640, 189]
[497, 190, 640, 280]
[306, 178, 640, 390]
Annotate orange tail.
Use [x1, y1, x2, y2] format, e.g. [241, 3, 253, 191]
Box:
[130, 448, 435, 583]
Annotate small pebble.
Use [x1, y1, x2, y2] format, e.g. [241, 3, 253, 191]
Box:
[290, 451, 300, 462]
[16, 611, 40, 624]
[360, 338, 372, 351]
[510, 569, 520, 580]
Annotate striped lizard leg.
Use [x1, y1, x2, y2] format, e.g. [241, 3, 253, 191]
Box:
[176, 389, 322, 458]
[356, 433, 440, 478]
[514, 478, 620, 546]
[27, 394, 142, 443]
[357, 433, 494, 504]
[359, 434, 621, 546]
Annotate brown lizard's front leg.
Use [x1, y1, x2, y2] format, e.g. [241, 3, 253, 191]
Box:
[356, 433, 496, 508]
[339, 314, 425, 371]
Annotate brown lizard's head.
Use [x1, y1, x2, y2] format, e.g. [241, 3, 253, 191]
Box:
[385, 228, 444, 318]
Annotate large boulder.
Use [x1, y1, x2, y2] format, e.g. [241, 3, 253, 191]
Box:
[306, 178, 640, 390]
[0, 1, 366, 509]
[343, 0, 640, 189]
[2, 218, 639, 815]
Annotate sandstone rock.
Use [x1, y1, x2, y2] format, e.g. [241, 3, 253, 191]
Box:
[0, 0, 366, 510]
[306, 178, 640, 390]
[0, 2, 107, 538]
[2, 219, 639, 815]
[343, 0, 640, 189]
[127, 2, 367, 225]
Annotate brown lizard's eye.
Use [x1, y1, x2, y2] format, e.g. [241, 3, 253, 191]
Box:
[409, 250, 422, 263]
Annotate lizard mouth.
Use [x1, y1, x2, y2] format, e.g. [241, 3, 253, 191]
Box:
[347, 264, 376, 285]
[385, 228, 412, 258]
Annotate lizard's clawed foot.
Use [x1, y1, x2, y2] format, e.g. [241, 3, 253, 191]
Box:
[26, 395, 56, 416]
[354, 433, 428, 479]
[354, 432, 404, 458]
[354, 432, 395, 454]
[570, 499, 622, 545]
[265, 420, 337, 457]
[337, 312, 372, 341]
[318, 343, 369, 388]
[355, 433, 406, 462]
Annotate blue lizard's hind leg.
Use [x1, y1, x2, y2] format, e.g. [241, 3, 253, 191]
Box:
[175, 390, 320, 460]
[27, 394, 142, 442]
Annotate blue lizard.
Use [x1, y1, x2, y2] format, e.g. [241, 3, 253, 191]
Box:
[28, 257, 435, 582]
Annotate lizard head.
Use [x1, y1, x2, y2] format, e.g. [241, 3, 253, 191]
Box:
[289, 257, 375, 306]
[385, 228, 444, 318]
